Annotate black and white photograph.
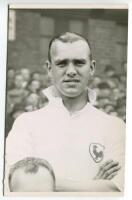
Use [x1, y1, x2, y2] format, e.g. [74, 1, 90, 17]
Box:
[3, 5, 127, 196]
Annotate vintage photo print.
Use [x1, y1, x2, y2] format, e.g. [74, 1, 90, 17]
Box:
[4, 4, 127, 196]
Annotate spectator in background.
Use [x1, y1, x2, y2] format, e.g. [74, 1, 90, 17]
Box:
[7, 74, 29, 108]
[103, 103, 115, 114]
[31, 71, 41, 81]
[110, 75, 120, 86]
[116, 98, 126, 122]
[20, 68, 31, 88]
[5, 103, 25, 137]
[11, 104, 25, 121]
[7, 68, 15, 78]
[90, 76, 102, 88]
[104, 64, 115, 78]
[97, 82, 112, 99]
[28, 80, 41, 93]
[112, 88, 123, 101]
[120, 62, 127, 93]
[24, 93, 40, 112]
[7, 68, 15, 90]
[122, 61, 127, 75]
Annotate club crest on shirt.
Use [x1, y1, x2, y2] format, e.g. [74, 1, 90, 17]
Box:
[89, 143, 105, 163]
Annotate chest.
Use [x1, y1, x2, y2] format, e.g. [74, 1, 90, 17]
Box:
[28, 114, 111, 181]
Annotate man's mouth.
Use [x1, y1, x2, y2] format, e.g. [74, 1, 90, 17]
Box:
[63, 79, 80, 83]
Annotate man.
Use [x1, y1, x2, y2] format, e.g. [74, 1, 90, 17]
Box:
[8, 157, 55, 192]
[7, 73, 29, 107]
[5, 32, 125, 193]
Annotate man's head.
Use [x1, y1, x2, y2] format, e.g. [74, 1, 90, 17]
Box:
[8, 68, 15, 79]
[104, 64, 115, 77]
[20, 68, 30, 81]
[24, 93, 40, 111]
[9, 157, 55, 192]
[98, 82, 111, 98]
[29, 80, 41, 93]
[32, 72, 41, 81]
[14, 74, 24, 89]
[46, 32, 96, 98]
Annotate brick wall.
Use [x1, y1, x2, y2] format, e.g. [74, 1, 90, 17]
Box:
[88, 19, 127, 75]
[7, 10, 128, 74]
[7, 10, 41, 71]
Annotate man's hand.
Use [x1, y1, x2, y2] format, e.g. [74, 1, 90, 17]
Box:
[94, 160, 121, 180]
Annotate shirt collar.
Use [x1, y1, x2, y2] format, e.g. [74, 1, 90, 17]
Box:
[42, 85, 96, 105]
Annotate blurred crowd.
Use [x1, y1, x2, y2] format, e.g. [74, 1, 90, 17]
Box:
[5, 64, 126, 137]
[6, 67, 50, 136]
[89, 64, 126, 122]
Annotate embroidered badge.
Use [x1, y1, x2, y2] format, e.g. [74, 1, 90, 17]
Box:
[89, 143, 105, 163]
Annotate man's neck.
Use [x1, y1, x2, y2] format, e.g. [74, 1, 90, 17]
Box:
[61, 91, 88, 114]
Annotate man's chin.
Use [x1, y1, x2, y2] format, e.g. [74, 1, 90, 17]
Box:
[61, 90, 82, 98]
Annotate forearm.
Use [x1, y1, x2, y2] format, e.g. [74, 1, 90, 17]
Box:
[56, 179, 120, 192]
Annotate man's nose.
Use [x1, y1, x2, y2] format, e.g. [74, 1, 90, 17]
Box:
[66, 63, 77, 77]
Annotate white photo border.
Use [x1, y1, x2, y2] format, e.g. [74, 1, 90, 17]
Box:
[0, 0, 131, 199]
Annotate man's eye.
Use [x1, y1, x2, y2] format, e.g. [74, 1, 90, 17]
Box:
[74, 60, 86, 66]
[56, 61, 67, 68]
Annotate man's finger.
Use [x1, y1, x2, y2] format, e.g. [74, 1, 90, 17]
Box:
[102, 165, 121, 179]
[96, 160, 113, 177]
[100, 160, 113, 169]
[97, 161, 119, 178]
[107, 165, 121, 176]
[107, 172, 118, 180]
[94, 160, 119, 179]
[94, 160, 113, 179]
[100, 161, 119, 175]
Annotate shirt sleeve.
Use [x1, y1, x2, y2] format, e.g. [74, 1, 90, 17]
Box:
[4, 113, 33, 194]
[105, 117, 126, 192]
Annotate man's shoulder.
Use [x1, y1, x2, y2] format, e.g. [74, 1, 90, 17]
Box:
[14, 103, 51, 124]
[88, 106, 125, 142]
[88, 104, 125, 128]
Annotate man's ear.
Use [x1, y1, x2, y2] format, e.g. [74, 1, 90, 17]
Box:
[90, 60, 96, 76]
[45, 60, 51, 72]
[45, 60, 53, 81]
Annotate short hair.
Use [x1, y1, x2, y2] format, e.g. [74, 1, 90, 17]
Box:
[98, 82, 110, 90]
[104, 64, 114, 72]
[20, 68, 30, 73]
[48, 32, 92, 62]
[8, 157, 56, 191]
[110, 74, 120, 82]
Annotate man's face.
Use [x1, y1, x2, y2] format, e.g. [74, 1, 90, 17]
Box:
[48, 40, 95, 98]
[26, 93, 39, 106]
[8, 69, 15, 79]
[21, 69, 30, 81]
[30, 80, 41, 92]
[14, 75, 23, 88]
[32, 73, 40, 81]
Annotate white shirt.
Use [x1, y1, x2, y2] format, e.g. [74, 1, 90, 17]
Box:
[5, 86, 125, 192]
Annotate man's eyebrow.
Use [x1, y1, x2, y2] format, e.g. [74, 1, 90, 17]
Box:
[54, 59, 68, 64]
[73, 59, 87, 63]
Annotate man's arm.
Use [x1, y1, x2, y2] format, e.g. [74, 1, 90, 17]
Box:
[104, 117, 126, 192]
[56, 179, 120, 192]
[4, 113, 31, 194]
[56, 160, 121, 192]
